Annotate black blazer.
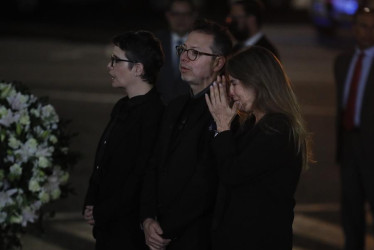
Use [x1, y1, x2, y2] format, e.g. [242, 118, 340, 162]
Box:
[84, 88, 164, 229]
[155, 30, 190, 104]
[211, 113, 302, 250]
[334, 50, 374, 163]
[141, 93, 218, 249]
[233, 34, 280, 59]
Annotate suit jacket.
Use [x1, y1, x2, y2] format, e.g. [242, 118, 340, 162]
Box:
[83, 88, 164, 234]
[141, 93, 218, 249]
[334, 50, 374, 163]
[155, 30, 190, 104]
[233, 34, 280, 59]
[211, 113, 302, 250]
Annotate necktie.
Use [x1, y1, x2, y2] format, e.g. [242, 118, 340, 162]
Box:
[343, 52, 365, 131]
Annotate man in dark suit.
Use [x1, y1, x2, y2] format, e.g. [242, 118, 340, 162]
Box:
[334, 7, 374, 250]
[141, 19, 232, 250]
[82, 31, 164, 250]
[155, 0, 197, 104]
[226, 0, 279, 58]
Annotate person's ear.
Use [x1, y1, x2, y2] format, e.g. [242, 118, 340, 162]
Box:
[213, 56, 226, 73]
[134, 63, 144, 77]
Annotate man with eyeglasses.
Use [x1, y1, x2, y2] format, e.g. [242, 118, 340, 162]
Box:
[155, 0, 197, 104]
[83, 30, 164, 250]
[141, 19, 232, 250]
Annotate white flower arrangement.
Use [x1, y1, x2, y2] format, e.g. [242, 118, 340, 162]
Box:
[0, 81, 77, 249]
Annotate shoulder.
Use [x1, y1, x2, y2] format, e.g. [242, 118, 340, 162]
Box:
[257, 113, 291, 136]
[110, 96, 128, 117]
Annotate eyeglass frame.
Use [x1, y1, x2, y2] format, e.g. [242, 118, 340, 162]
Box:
[175, 45, 220, 61]
[110, 55, 137, 67]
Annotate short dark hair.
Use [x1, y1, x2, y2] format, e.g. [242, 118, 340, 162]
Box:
[232, 0, 265, 27]
[112, 31, 165, 84]
[166, 0, 196, 12]
[191, 19, 233, 57]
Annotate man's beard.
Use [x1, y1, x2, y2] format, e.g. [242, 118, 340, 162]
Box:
[228, 20, 250, 42]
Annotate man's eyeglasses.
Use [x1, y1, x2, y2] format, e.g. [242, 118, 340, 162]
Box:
[176, 45, 220, 61]
[110, 55, 137, 67]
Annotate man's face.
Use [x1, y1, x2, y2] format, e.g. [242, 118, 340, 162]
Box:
[166, 1, 196, 36]
[179, 31, 218, 88]
[227, 4, 250, 41]
[353, 13, 374, 49]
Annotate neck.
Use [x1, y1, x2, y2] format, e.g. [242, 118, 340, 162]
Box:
[253, 110, 265, 124]
[189, 74, 218, 95]
[125, 81, 153, 98]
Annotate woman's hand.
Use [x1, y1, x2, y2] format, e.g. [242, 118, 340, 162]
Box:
[205, 75, 239, 133]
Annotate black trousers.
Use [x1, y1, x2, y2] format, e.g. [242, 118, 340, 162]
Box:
[93, 222, 148, 250]
[340, 131, 374, 250]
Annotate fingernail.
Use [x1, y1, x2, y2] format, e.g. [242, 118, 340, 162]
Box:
[213, 82, 217, 86]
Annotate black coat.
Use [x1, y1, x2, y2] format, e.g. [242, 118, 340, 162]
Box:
[83, 88, 164, 249]
[233, 34, 280, 59]
[141, 92, 218, 250]
[211, 113, 302, 250]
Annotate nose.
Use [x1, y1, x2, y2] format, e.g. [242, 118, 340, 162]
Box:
[229, 84, 234, 97]
[107, 61, 113, 69]
[180, 50, 189, 61]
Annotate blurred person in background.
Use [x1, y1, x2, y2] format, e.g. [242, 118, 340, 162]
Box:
[155, 0, 198, 104]
[83, 30, 165, 250]
[226, 0, 279, 58]
[205, 46, 310, 249]
[334, 6, 374, 250]
[141, 19, 232, 250]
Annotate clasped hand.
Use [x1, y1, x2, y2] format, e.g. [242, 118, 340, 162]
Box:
[205, 75, 238, 133]
[143, 218, 171, 250]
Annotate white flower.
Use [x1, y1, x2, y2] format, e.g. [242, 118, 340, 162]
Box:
[9, 163, 22, 176]
[14, 138, 38, 162]
[30, 108, 41, 118]
[51, 188, 61, 200]
[0, 108, 20, 127]
[28, 179, 41, 193]
[21, 201, 41, 227]
[38, 190, 50, 203]
[38, 156, 50, 168]
[0, 188, 18, 208]
[41, 105, 59, 123]
[0, 84, 16, 99]
[49, 135, 58, 144]
[19, 110, 30, 126]
[10, 214, 22, 224]
[6, 92, 29, 111]
[8, 136, 21, 149]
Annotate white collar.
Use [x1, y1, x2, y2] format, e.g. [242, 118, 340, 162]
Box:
[355, 45, 374, 57]
[244, 32, 264, 47]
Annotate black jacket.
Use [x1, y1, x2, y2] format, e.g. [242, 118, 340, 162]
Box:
[211, 113, 302, 250]
[83, 87, 164, 235]
[140, 92, 218, 250]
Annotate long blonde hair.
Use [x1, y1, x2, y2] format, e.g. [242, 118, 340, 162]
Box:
[226, 46, 313, 169]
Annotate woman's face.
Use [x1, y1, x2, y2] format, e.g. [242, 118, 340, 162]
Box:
[228, 75, 256, 113]
[107, 45, 136, 89]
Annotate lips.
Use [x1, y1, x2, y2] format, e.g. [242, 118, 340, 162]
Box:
[180, 65, 190, 73]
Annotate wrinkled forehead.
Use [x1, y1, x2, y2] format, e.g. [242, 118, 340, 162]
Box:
[185, 31, 214, 51]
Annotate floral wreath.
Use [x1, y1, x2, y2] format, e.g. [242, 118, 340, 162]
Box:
[0, 81, 77, 249]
